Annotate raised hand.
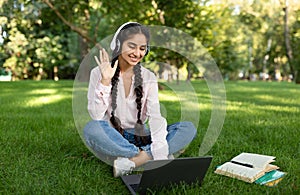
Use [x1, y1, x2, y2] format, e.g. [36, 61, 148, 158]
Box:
[94, 48, 118, 85]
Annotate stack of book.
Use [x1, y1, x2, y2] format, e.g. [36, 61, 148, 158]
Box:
[214, 153, 286, 187]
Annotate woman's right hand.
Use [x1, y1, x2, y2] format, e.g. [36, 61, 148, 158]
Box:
[94, 48, 118, 85]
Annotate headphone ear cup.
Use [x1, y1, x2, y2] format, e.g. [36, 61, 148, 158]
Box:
[116, 39, 121, 52]
[145, 45, 150, 56]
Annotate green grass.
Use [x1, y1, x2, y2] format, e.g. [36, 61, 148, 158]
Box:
[0, 80, 299, 194]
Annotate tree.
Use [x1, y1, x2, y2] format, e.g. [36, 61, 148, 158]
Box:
[291, 8, 300, 83]
[0, 0, 72, 80]
[281, 0, 300, 83]
[1, 0, 299, 82]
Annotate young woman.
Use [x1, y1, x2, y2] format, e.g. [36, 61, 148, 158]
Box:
[84, 22, 197, 177]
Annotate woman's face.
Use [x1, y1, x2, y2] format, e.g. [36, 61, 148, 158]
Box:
[119, 33, 147, 67]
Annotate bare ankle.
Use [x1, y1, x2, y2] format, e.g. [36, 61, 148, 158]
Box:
[130, 150, 152, 167]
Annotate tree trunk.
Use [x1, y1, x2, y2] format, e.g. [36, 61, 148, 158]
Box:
[43, 0, 94, 44]
[53, 66, 59, 81]
[186, 64, 192, 81]
[77, 35, 91, 82]
[283, 3, 295, 82]
[295, 67, 300, 84]
[176, 68, 179, 85]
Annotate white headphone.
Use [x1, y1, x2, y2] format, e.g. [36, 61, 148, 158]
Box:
[110, 22, 139, 52]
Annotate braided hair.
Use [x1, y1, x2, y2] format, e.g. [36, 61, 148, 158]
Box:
[109, 23, 151, 147]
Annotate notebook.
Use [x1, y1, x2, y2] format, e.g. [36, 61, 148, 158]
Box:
[121, 156, 213, 195]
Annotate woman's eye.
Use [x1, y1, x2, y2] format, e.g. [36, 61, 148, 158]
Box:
[128, 44, 135, 49]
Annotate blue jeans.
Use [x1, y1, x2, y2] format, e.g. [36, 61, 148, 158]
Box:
[83, 120, 197, 161]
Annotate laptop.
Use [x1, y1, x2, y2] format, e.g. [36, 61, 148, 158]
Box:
[121, 156, 212, 195]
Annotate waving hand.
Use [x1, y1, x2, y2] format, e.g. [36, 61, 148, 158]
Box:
[94, 48, 118, 85]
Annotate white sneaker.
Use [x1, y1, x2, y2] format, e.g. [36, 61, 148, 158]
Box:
[113, 157, 135, 177]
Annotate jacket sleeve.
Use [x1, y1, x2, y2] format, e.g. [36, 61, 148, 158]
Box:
[87, 67, 111, 120]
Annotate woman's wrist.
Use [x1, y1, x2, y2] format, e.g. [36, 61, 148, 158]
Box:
[101, 78, 111, 86]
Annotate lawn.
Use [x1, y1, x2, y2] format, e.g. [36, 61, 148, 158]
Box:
[0, 80, 299, 194]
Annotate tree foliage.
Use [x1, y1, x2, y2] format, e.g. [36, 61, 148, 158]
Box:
[0, 0, 299, 83]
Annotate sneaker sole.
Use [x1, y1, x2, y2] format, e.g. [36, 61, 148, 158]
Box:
[113, 160, 119, 177]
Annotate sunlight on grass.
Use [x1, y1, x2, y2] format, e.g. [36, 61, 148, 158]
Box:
[254, 94, 298, 105]
[21, 87, 72, 107]
[27, 89, 58, 95]
[257, 105, 299, 113]
[159, 89, 205, 112]
[227, 101, 299, 114]
[226, 101, 245, 111]
[158, 92, 179, 102]
[25, 94, 68, 107]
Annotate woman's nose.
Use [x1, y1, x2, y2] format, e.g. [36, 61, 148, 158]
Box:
[133, 48, 143, 56]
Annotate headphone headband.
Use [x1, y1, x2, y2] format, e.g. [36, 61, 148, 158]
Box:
[110, 22, 139, 51]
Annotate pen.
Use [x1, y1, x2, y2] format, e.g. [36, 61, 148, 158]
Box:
[231, 160, 254, 168]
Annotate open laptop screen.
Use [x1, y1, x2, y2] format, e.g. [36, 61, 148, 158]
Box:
[121, 156, 213, 195]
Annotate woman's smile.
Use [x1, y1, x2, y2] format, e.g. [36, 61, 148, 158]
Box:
[120, 33, 147, 67]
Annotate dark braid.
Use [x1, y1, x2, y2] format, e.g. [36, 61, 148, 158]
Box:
[133, 64, 143, 123]
[109, 62, 124, 135]
[133, 63, 151, 146]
